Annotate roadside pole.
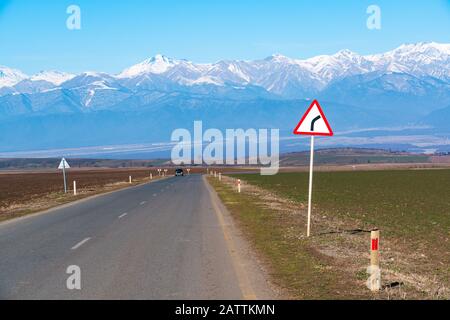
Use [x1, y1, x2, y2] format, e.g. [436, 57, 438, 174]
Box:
[219, 172, 222, 181]
[367, 229, 381, 291]
[129, 176, 132, 184]
[73, 180, 77, 196]
[150, 173, 153, 180]
[62, 161, 67, 193]
[370, 229, 380, 266]
[307, 136, 314, 237]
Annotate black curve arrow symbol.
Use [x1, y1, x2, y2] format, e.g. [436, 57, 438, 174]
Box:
[311, 115, 321, 131]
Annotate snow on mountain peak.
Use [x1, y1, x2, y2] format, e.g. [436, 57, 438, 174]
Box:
[30, 70, 75, 85]
[118, 54, 179, 78]
[0, 66, 28, 88]
[334, 49, 361, 59]
[264, 53, 293, 63]
[366, 42, 450, 79]
[395, 42, 450, 54]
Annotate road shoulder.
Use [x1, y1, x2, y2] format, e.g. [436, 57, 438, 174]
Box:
[203, 175, 284, 300]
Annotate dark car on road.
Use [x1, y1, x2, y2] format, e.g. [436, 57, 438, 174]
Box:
[175, 168, 184, 176]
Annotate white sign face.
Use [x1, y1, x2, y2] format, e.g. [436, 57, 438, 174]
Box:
[58, 158, 71, 169]
[293, 100, 333, 136]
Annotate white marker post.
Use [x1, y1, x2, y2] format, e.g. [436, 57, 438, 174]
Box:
[129, 176, 132, 184]
[293, 100, 333, 237]
[219, 172, 222, 181]
[58, 158, 71, 194]
[237, 179, 241, 193]
[187, 168, 191, 175]
[73, 180, 77, 196]
[150, 173, 153, 180]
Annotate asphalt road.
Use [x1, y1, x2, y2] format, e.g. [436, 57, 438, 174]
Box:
[0, 174, 257, 300]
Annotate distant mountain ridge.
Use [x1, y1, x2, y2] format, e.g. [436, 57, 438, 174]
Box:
[0, 42, 449, 154]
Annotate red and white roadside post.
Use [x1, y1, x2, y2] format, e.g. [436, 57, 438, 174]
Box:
[367, 229, 381, 292]
[293, 100, 333, 237]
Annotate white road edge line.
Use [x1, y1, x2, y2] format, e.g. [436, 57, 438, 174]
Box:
[118, 212, 128, 219]
[71, 237, 91, 250]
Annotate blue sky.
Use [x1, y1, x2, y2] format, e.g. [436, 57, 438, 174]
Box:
[1, 0, 449, 74]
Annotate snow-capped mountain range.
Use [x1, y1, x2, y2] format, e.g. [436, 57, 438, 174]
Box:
[0, 68, 74, 88]
[1, 42, 450, 154]
[1, 42, 449, 100]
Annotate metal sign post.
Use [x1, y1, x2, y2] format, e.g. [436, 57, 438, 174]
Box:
[62, 162, 67, 193]
[307, 136, 314, 237]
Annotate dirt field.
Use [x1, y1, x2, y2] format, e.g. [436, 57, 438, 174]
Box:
[209, 169, 450, 299]
[0, 168, 179, 221]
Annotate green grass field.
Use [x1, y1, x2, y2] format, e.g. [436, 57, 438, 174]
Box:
[280, 154, 430, 166]
[231, 170, 450, 245]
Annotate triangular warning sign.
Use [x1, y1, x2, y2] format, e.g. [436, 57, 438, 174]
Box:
[293, 100, 333, 136]
[58, 158, 70, 169]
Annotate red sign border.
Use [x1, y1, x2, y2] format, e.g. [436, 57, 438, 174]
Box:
[293, 99, 334, 136]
